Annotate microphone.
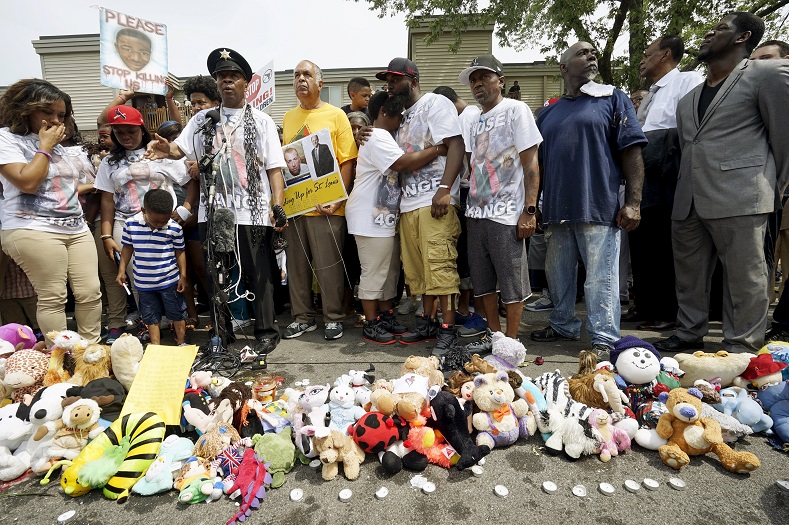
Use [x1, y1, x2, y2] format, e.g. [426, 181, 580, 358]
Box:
[195, 109, 220, 134]
[211, 207, 236, 253]
[207, 162, 218, 204]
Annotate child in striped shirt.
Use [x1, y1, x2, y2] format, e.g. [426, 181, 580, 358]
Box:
[116, 189, 187, 345]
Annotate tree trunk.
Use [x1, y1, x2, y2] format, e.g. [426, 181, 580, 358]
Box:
[628, 0, 647, 92]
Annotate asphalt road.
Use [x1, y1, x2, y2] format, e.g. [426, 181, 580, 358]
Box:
[1, 304, 787, 525]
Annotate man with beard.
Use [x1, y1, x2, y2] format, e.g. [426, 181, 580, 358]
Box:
[531, 42, 646, 357]
[376, 57, 465, 353]
[654, 13, 789, 353]
[146, 48, 287, 367]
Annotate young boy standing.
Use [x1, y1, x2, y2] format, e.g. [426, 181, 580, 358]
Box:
[341, 77, 372, 117]
[116, 189, 187, 345]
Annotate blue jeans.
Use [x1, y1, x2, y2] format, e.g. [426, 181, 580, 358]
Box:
[544, 223, 621, 347]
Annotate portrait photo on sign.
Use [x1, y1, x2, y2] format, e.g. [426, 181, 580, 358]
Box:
[99, 8, 168, 95]
[304, 129, 338, 178]
[281, 140, 311, 187]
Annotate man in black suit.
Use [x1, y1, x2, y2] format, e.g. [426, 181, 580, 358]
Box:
[311, 134, 335, 176]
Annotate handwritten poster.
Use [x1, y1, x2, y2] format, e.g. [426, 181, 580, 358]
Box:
[120, 344, 197, 425]
[282, 128, 348, 217]
[245, 60, 275, 111]
[99, 8, 168, 95]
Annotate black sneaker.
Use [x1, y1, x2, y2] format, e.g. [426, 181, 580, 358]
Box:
[464, 328, 493, 354]
[400, 314, 438, 344]
[766, 326, 789, 343]
[379, 309, 408, 335]
[254, 335, 280, 355]
[530, 325, 580, 342]
[363, 319, 397, 345]
[432, 324, 458, 356]
[592, 343, 612, 358]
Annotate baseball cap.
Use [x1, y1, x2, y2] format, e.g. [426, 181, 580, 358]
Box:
[375, 57, 420, 81]
[458, 55, 504, 86]
[107, 105, 144, 126]
[207, 48, 253, 82]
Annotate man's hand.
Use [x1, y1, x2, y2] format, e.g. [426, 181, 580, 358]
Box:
[177, 276, 186, 293]
[616, 205, 640, 231]
[315, 202, 340, 216]
[38, 121, 66, 151]
[430, 187, 451, 218]
[517, 212, 537, 239]
[186, 160, 199, 179]
[165, 79, 175, 100]
[270, 210, 289, 231]
[356, 126, 373, 147]
[145, 133, 171, 160]
[116, 271, 127, 288]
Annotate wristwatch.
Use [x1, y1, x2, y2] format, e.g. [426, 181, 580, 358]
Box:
[524, 205, 537, 215]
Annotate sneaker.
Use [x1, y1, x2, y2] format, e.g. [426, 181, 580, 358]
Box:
[454, 311, 473, 326]
[524, 290, 554, 312]
[379, 309, 408, 335]
[283, 320, 317, 339]
[458, 312, 487, 338]
[464, 329, 494, 354]
[324, 322, 344, 340]
[400, 314, 439, 344]
[530, 325, 580, 342]
[125, 311, 140, 329]
[592, 343, 612, 358]
[432, 324, 458, 356]
[100, 326, 109, 342]
[415, 299, 424, 316]
[363, 319, 396, 345]
[105, 327, 124, 345]
[765, 326, 789, 343]
[397, 297, 413, 315]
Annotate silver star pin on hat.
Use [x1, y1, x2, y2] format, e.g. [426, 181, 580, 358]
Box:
[219, 49, 231, 60]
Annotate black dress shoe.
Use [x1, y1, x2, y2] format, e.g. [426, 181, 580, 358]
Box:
[254, 336, 279, 355]
[653, 335, 704, 352]
[621, 307, 643, 322]
[637, 320, 676, 331]
[765, 326, 789, 343]
[531, 326, 580, 342]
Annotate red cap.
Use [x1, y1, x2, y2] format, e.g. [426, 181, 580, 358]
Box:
[107, 105, 144, 126]
[740, 353, 788, 381]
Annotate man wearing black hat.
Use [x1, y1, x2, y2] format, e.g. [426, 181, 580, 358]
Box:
[455, 55, 542, 348]
[147, 48, 287, 366]
[377, 57, 465, 354]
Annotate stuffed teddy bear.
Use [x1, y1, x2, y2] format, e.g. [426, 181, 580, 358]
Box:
[654, 388, 760, 473]
[325, 384, 365, 434]
[733, 353, 789, 446]
[252, 427, 295, 488]
[2, 347, 50, 404]
[587, 408, 631, 462]
[35, 398, 103, 464]
[67, 342, 112, 387]
[484, 332, 527, 371]
[193, 424, 242, 461]
[110, 334, 143, 391]
[429, 390, 490, 470]
[472, 371, 533, 450]
[303, 427, 365, 481]
[173, 456, 223, 503]
[675, 350, 755, 388]
[369, 356, 443, 423]
[132, 435, 195, 495]
[335, 365, 375, 407]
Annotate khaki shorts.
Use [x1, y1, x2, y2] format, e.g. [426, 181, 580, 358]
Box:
[399, 206, 461, 296]
[355, 235, 400, 301]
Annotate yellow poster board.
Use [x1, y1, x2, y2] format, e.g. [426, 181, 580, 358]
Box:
[283, 172, 347, 217]
[120, 344, 196, 425]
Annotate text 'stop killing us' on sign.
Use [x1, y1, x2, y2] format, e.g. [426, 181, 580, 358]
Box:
[99, 8, 169, 95]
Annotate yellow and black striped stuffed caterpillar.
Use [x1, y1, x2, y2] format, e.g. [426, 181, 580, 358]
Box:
[42, 412, 165, 503]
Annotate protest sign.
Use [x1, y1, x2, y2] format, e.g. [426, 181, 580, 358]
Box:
[100, 8, 168, 95]
[246, 60, 275, 111]
[281, 128, 348, 217]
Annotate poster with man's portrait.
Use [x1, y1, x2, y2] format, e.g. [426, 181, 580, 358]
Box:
[281, 129, 347, 217]
[99, 8, 168, 95]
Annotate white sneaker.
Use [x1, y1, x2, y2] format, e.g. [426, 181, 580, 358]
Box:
[415, 299, 424, 316]
[524, 290, 554, 312]
[397, 297, 413, 315]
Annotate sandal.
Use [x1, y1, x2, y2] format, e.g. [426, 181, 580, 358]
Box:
[186, 317, 200, 331]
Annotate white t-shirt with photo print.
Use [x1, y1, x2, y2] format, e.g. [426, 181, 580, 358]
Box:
[396, 93, 462, 213]
[465, 98, 542, 226]
[346, 128, 403, 238]
[94, 149, 190, 221]
[176, 106, 286, 226]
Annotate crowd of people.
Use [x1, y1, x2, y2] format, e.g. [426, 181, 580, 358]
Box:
[0, 11, 787, 368]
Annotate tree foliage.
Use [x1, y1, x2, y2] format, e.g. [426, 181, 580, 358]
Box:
[354, 0, 789, 91]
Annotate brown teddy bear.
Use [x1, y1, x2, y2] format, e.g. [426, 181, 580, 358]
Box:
[369, 356, 443, 422]
[310, 428, 365, 481]
[656, 387, 760, 474]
